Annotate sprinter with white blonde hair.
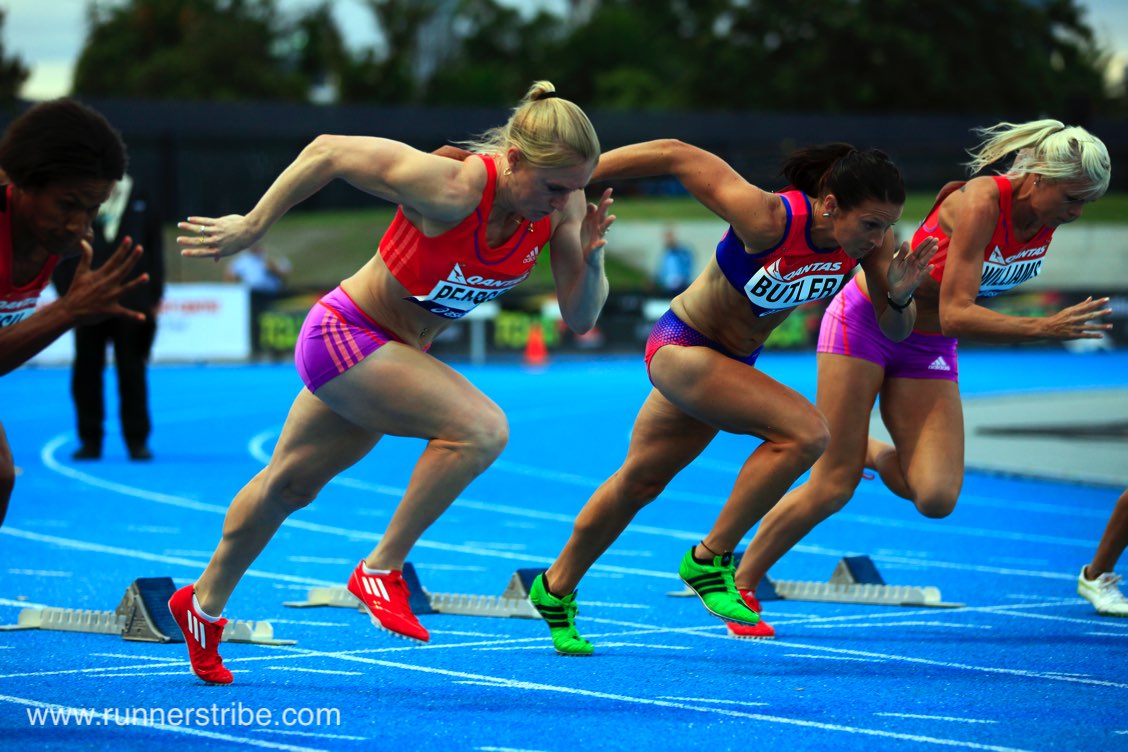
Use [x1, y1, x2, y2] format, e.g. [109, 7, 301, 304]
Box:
[731, 119, 1113, 637]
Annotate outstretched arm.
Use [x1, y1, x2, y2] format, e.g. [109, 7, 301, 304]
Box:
[548, 188, 615, 333]
[939, 181, 1111, 342]
[178, 135, 484, 259]
[0, 239, 146, 375]
[593, 139, 780, 247]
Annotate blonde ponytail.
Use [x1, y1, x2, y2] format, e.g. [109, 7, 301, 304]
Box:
[964, 119, 1110, 198]
[460, 81, 600, 168]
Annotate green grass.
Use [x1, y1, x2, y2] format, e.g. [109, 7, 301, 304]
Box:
[164, 193, 1128, 289]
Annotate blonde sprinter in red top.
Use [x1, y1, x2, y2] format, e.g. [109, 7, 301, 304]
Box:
[170, 82, 614, 684]
[731, 120, 1112, 637]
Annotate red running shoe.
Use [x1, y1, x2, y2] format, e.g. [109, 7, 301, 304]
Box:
[167, 585, 234, 684]
[726, 588, 776, 639]
[347, 562, 430, 643]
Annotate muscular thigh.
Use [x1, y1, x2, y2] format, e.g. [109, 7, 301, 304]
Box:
[810, 353, 885, 481]
[619, 388, 719, 486]
[264, 389, 382, 495]
[649, 345, 823, 442]
[314, 342, 502, 440]
[879, 377, 964, 489]
[0, 421, 12, 475]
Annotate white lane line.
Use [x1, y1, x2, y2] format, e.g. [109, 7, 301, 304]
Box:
[91, 653, 186, 662]
[836, 512, 1097, 549]
[260, 644, 1036, 752]
[875, 713, 997, 724]
[127, 525, 180, 534]
[781, 654, 885, 662]
[472, 642, 690, 652]
[0, 660, 199, 679]
[802, 621, 994, 630]
[753, 599, 1077, 628]
[0, 693, 326, 751]
[41, 432, 1091, 585]
[0, 528, 336, 588]
[658, 695, 769, 706]
[985, 607, 1128, 628]
[6, 569, 72, 577]
[265, 666, 363, 676]
[252, 729, 367, 742]
[578, 616, 1128, 690]
[86, 671, 229, 678]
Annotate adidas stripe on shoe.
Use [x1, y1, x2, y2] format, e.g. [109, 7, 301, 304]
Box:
[347, 561, 430, 642]
[528, 573, 593, 656]
[167, 585, 233, 685]
[678, 546, 760, 626]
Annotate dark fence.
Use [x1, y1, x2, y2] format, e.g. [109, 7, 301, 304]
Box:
[3, 97, 1126, 223]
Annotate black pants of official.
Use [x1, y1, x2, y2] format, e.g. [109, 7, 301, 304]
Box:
[71, 316, 156, 451]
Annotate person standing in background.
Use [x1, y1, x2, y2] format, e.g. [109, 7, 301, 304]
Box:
[53, 174, 164, 461]
[224, 242, 292, 357]
[654, 227, 694, 296]
[224, 241, 291, 294]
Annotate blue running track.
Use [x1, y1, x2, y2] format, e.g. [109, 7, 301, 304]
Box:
[1, 349, 1126, 752]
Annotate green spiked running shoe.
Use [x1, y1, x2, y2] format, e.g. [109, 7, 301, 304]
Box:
[528, 573, 594, 656]
[678, 546, 761, 626]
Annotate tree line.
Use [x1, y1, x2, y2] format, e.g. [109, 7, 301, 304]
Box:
[0, 0, 1120, 120]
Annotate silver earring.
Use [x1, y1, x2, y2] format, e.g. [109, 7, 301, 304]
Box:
[822, 212, 832, 218]
[504, 168, 513, 176]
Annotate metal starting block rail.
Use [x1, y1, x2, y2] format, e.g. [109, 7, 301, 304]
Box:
[0, 576, 295, 645]
[284, 564, 542, 620]
[669, 555, 964, 608]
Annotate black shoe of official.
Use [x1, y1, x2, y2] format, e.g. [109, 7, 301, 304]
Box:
[127, 443, 153, 461]
[72, 445, 102, 461]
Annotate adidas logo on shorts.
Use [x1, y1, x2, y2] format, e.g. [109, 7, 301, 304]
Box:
[928, 356, 951, 371]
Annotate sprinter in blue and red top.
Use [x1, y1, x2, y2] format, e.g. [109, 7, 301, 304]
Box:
[0, 99, 141, 529]
[524, 139, 938, 655]
[170, 81, 614, 684]
[732, 120, 1112, 637]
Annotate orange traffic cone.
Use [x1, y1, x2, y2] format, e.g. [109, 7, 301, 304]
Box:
[525, 321, 548, 367]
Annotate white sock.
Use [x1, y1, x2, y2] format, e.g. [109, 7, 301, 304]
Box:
[361, 563, 392, 576]
[192, 592, 222, 623]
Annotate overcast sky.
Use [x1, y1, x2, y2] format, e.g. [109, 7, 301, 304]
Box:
[4, 0, 1127, 100]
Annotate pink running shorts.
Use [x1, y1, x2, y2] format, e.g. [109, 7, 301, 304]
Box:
[817, 278, 959, 381]
[295, 286, 402, 392]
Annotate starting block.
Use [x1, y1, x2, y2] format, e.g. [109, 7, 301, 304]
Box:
[284, 563, 542, 620]
[669, 555, 963, 608]
[0, 576, 295, 645]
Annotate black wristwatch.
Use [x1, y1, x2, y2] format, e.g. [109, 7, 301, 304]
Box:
[887, 291, 913, 312]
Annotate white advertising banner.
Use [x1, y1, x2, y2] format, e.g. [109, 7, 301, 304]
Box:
[26, 283, 250, 366]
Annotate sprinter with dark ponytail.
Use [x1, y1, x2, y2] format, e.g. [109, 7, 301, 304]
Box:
[520, 137, 937, 655]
